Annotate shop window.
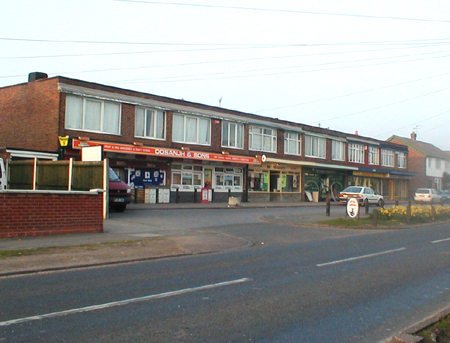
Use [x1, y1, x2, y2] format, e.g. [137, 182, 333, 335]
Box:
[305, 135, 326, 159]
[65, 94, 121, 135]
[171, 164, 203, 190]
[348, 143, 365, 164]
[249, 126, 277, 153]
[284, 132, 301, 156]
[214, 167, 242, 191]
[135, 107, 165, 140]
[248, 172, 269, 192]
[172, 113, 210, 145]
[222, 121, 243, 149]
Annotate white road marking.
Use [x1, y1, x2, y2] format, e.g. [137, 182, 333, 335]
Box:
[316, 247, 406, 267]
[0, 277, 251, 327]
[431, 237, 450, 244]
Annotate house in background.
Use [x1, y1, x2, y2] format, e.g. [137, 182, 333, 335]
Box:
[388, 132, 450, 194]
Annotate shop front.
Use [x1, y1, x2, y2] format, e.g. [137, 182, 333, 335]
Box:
[303, 168, 349, 202]
[248, 158, 302, 202]
[71, 138, 261, 203]
[350, 169, 411, 201]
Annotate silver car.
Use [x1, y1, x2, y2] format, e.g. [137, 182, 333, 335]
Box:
[338, 186, 384, 207]
[414, 188, 441, 204]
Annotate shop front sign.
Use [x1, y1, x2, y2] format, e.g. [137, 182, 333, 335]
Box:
[72, 139, 261, 165]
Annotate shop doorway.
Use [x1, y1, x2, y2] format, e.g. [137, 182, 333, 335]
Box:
[270, 172, 279, 192]
[204, 168, 212, 188]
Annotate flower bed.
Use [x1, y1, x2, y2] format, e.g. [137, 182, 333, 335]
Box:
[378, 205, 450, 223]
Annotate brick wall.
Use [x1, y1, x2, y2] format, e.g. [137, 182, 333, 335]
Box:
[0, 78, 61, 152]
[0, 191, 103, 238]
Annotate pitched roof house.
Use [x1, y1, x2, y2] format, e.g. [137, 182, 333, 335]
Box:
[388, 133, 450, 193]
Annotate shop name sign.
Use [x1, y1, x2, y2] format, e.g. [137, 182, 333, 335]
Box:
[346, 198, 360, 219]
[72, 139, 261, 165]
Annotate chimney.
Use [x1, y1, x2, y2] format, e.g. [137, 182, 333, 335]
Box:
[354, 130, 359, 136]
[28, 72, 48, 82]
[410, 131, 417, 141]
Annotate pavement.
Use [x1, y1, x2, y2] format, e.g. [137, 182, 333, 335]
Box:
[0, 201, 382, 277]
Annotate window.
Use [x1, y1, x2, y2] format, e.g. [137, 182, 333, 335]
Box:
[135, 107, 165, 139]
[65, 95, 121, 134]
[348, 143, 365, 164]
[331, 140, 345, 161]
[249, 126, 277, 152]
[381, 149, 394, 167]
[214, 167, 243, 191]
[172, 113, 210, 145]
[305, 135, 326, 159]
[368, 146, 379, 165]
[284, 132, 301, 155]
[171, 164, 203, 190]
[222, 121, 243, 149]
[397, 152, 407, 168]
[436, 159, 441, 169]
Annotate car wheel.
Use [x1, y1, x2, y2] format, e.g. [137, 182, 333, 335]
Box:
[112, 203, 127, 212]
[378, 199, 384, 208]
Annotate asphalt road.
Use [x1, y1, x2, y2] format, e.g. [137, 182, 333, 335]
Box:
[0, 208, 449, 342]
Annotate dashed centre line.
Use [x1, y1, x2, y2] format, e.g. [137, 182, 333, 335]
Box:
[0, 277, 251, 327]
[316, 247, 406, 267]
[431, 237, 450, 244]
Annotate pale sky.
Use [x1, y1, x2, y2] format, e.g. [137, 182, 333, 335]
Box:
[2, 0, 450, 150]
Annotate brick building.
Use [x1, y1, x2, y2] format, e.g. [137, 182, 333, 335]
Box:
[388, 133, 450, 194]
[0, 73, 412, 203]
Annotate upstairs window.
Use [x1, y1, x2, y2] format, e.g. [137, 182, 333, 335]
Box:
[284, 132, 301, 155]
[172, 113, 210, 145]
[331, 140, 345, 161]
[305, 135, 326, 159]
[135, 107, 165, 140]
[249, 126, 277, 153]
[222, 121, 243, 149]
[368, 146, 379, 165]
[348, 143, 365, 164]
[65, 94, 121, 135]
[397, 151, 407, 168]
[381, 149, 394, 167]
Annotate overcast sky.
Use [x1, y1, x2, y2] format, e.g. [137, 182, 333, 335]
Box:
[2, 0, 450, 150]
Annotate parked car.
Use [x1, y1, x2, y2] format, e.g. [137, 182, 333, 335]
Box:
[414, 188, 441, 204]
[108, 168, 131, 212]
[438, 190, 450, 204]
[338, 186, 384, 207]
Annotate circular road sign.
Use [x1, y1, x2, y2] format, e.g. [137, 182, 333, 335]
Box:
[346, 198, 359, 218]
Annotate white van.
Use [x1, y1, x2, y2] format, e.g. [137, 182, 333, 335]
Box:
[0, 158, 6, 190]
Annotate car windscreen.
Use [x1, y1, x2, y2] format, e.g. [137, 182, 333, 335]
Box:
[343, 187, 362, 193]
[108, 168, 121, 182]
[415, 189, 430, 194]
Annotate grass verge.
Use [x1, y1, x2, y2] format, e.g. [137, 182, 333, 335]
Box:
[417, 314, 450, 343]
[318, 217, 404, 228]
[0, 239, 159, 260]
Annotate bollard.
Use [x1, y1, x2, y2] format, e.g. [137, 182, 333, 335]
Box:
[406, 200, 411, 223]
[372, 209, 378, 227]
[326, 194, 331, 217]
[228, 188, 231, 200]
[395, 200, 399, 206]
[175, 188, 180, 203]
[431, 203, 436, 221]
[194, 188, 198, 203]
[364, 198, 369, 215]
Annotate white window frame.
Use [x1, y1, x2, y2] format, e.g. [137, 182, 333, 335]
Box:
[170, 164, 203, 191]
[214, 167, 243, 192]
[135, 107, 166, 140]
[284, 132, 301, 156]
[172, 113, 211, 145]
[305, 134, 326, 159]
[65, 94, 121, 135]
[348, 143, 365, 164]
[249, 126, 277, 153]
[381, 149, 394, 167]
[221, 121, 244, 149]
[397, 151, 407, 169]
[331, 140, 345, 161]
[368, 146, 379, 165]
